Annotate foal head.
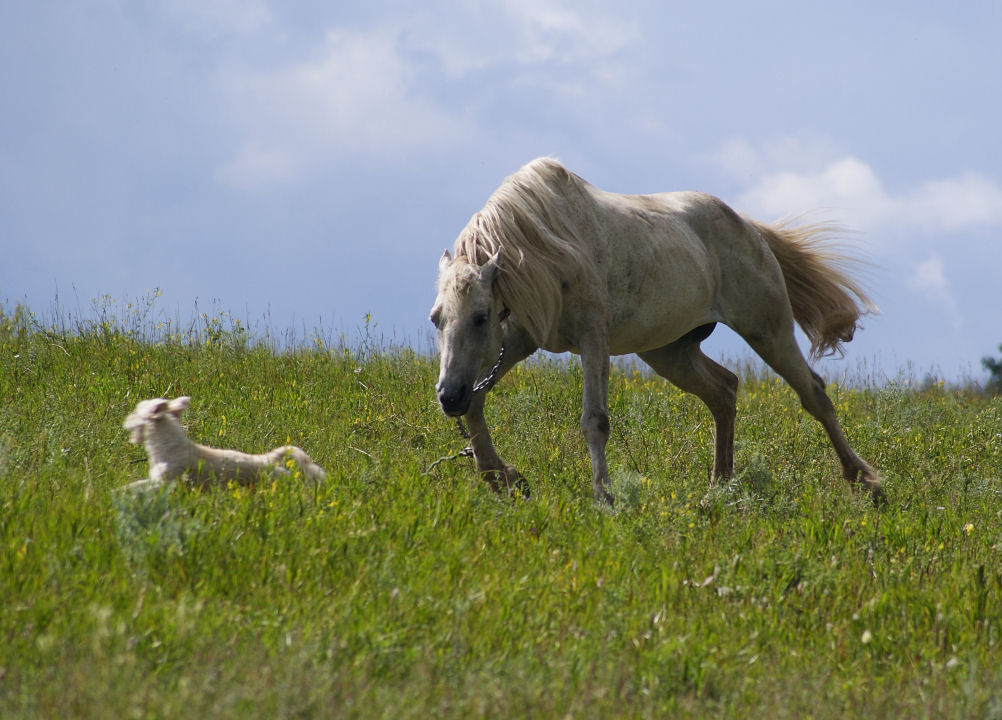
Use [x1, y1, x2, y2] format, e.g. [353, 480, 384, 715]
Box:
[123, 396, 190, 444]
[430, 251, 506, 416]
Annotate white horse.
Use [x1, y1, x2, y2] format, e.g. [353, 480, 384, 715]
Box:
[431, 157, 882, 505]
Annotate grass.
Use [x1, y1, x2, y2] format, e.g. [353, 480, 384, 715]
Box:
[1, 297, 1002, 718]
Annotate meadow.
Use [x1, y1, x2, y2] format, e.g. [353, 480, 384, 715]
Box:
[2, 297, 1001, 718]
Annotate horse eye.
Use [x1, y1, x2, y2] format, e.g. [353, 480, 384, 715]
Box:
[472, 312, 489, 328]
[429, 312, 441, 329]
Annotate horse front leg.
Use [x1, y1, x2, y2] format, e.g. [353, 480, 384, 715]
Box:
[464, 325, 537, 498]
[579, 338, 613, 505]
[464, 392, 528, 497]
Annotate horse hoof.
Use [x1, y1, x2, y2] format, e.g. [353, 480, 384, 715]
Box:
[483, 466, 531, 499]
[504, 467, 531, 499]
[853, 467, 886, 507]
[595, 488, 615, 507]
[512, 475, 531, 499]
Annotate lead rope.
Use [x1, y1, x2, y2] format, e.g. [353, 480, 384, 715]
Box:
[472, 306, 510, 393]
[472, 345, 506, 393]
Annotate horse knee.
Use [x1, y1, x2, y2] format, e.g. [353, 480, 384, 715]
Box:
[702, 366, 738, 420]
[581, 409, 610, 442]
[798, 371, 834, 416]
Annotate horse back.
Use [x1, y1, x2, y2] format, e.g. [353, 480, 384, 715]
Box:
[583, 188, 783, 353]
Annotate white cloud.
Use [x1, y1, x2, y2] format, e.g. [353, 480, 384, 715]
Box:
[721, 138, 1002, 238]
[392, 1, 635, 91]
[907, 253, 964, 330]
[220, 142, 298, 189]
[908, 254, 948, 293]
[500, 0, 635, 65]
[158, 0, 272, 36]
[215, 3, 638, 188]
[217, 28, 466, 188]
[734, 156, 893, 230]
[906, 173, 1002, 232]
[708, 135, 843, 184]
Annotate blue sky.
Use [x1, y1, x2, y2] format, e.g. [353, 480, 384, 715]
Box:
[3, 1, 1001, 382]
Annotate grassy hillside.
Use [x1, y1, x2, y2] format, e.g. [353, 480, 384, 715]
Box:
[1, 301, 1001, 718]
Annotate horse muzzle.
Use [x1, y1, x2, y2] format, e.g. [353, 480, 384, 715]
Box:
[437, 381, 472, 417]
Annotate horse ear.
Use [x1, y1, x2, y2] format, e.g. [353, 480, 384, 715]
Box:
[480, 251, 501, 285]
[439, 250, 452, 273]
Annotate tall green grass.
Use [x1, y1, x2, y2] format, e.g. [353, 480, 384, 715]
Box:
[1, 298, 1001, 718]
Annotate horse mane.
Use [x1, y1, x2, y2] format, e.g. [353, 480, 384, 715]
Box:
[454, 158, 597, 344]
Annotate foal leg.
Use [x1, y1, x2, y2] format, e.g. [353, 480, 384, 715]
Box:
[638, 331, 739, 482]
[744, 330, 883, 503]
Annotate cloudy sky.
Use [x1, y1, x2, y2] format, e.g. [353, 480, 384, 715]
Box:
[3, 1, 1001, 382]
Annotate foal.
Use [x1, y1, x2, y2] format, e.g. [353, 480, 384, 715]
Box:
[123, 396, 326, 488]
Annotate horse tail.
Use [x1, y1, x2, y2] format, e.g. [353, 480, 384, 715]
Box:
[750, 219, 877, 359]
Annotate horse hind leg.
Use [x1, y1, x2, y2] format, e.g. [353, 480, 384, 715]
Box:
[742, 329, 884, 503]
[638, 329, 739, 483]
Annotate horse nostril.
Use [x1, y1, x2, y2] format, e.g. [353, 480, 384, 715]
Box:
[439, 384, 465, 404]
[438, 384, 470, 415]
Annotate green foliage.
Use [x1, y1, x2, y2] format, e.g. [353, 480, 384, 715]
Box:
[983, 344, 1002, 396]
[2, 300, 1002, 718]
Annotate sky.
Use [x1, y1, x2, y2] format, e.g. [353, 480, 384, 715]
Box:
[2, 0, 1001, 383]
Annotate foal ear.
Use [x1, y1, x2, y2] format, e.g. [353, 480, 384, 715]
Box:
[148, 399, 170, 418]
[167, 396, 190, 418]
[438, 250, 452, 273]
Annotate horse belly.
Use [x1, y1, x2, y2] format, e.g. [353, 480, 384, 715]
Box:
[607, 299, 715, 354]
[605, 252, 717, 355]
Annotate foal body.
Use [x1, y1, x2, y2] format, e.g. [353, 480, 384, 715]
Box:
[124, 396, 326, 488]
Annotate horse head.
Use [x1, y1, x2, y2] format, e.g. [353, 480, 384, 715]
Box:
[430, 250, 506, 416]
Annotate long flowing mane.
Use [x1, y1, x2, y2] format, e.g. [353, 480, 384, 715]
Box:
[454, 158, 597, 344]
